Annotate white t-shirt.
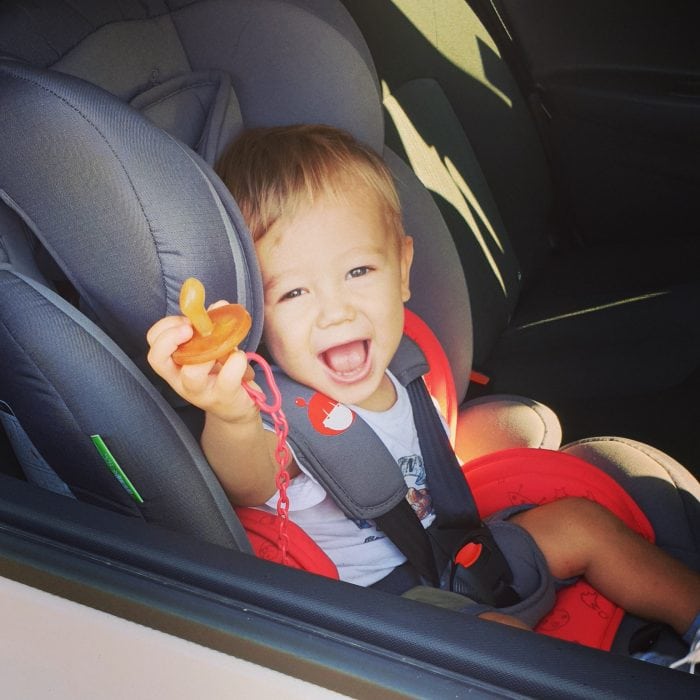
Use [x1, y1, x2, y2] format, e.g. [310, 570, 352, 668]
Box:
[261, 371, 436, 587]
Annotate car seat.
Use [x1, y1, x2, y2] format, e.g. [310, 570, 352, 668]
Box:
[0, 0, 564, 459]
[339, 0, 700, 467]
[0, 0, 698, 651]
[0, 54, 266, 550]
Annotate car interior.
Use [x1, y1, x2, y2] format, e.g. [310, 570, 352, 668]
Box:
[0, 0, 699, 695]
[341, 0, 700, 471]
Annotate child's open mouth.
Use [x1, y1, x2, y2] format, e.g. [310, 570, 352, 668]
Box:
[320, 339, 371, 382]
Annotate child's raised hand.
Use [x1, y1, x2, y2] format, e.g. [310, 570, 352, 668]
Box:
[146, 277, 257, 424]
[146, 312, 259, 423]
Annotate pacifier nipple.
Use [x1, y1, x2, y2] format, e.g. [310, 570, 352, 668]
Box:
[172, 277, 252, 364]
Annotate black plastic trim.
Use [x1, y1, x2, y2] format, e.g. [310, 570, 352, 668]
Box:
[0, 474, 695, 698]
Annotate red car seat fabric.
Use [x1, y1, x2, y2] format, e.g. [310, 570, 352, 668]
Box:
[237, 446, 653, 650]
[465, 447, 654, 649]
[403, 308, 458, 443]
[236, 506, 339, 580]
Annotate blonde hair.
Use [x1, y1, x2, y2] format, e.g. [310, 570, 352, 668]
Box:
[216, 124, 403, 242]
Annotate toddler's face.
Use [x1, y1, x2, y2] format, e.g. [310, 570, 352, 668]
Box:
[256, 185, 413, 411]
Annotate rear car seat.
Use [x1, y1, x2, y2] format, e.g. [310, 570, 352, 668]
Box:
[339, 0, 700, 466]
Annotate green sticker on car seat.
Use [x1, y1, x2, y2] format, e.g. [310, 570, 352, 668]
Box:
[90, 434, 144, 504]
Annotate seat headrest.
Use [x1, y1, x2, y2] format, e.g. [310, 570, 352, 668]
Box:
[0, 0, 385, 164]
[0, 59, 263, 359]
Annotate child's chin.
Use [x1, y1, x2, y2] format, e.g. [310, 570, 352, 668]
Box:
[339, 376, 395, 411]
[324, 382, 370, 406]
[316, 374, 374, 406]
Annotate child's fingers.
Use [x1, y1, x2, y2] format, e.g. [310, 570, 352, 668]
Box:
[179, 359, 217, 396]
[207, 299, 230, 311]
[146, 321, 193, 381]
[146, 315, 191, 348]
[215, 350, 251, 391]
[146, 315, 183, 347]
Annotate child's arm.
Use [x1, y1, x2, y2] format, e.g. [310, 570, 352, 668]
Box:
[146, 314, 299, 506]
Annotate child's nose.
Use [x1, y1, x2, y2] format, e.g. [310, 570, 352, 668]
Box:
[316, 287, 356, 328]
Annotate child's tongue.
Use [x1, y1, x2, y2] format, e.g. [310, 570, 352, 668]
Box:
[323, 340, 367, 374]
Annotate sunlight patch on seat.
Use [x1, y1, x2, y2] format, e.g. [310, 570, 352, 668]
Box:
[516, 292, 670, 330]
[382, 81, 507, 296]
[389, 0, 512, 108]
[443, 156, 504, 254]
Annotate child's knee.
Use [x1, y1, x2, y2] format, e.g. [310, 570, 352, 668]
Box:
[511, 497, 611, 575]
[527, 496, 611, 531]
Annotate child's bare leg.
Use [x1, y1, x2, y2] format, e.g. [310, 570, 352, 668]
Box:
[510, 497, 700, 636]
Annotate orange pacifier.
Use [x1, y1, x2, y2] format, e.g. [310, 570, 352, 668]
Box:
[172, 277, 252, 365]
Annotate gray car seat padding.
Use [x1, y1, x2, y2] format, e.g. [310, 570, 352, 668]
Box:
[0, 0, 473, 405]
[0, 59, 263, 363]
[384, 148, 473, 401]
[0, 0, 385, 166]
[0, 266, 251, 551]
[128, 69, 245, 165]
[0, 204, 48, 286]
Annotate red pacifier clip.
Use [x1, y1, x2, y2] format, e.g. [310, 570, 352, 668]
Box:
[243, 352, 291, 563]
[174, 278, 291, 563]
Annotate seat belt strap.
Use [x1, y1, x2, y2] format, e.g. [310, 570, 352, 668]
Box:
[404, 379, 520, 606]
[405, 379, 480, 530]
[375, 498, 439, 586]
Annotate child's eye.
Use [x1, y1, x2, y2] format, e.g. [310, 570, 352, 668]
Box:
[279, 288, 305, 302]
[347, 266, 372, 279]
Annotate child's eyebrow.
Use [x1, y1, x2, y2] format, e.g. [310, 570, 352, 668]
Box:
[261, 273, 286, 295]
[261, 244, 389, 295]
[261, 267, 302, 296]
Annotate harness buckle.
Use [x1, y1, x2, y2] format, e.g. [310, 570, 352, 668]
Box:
[448, 525, 520, 607]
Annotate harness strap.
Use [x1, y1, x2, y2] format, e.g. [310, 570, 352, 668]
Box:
[406, 379, 478, 529]
[255, 338, 520, 606]
[375, 498, 439, 586]
[403, 379, 520, 606]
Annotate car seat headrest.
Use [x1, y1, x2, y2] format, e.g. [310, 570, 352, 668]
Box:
[0, 59, 263, 360]
[0, 0, 385, 164]
[129, 69, 244, 165]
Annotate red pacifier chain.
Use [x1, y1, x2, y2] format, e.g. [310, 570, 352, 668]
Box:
[243, 352, 291, 563]
[173, 278, 291, 563]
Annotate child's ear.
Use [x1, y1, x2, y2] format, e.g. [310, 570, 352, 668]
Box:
[400, 235, 414, 302]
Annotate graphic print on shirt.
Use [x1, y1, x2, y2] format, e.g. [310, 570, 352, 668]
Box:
[400, 454, 433, 521]
[295, 393, 355, 435]
[350, 515, 385, 544]
[351, 455, 433, 539]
